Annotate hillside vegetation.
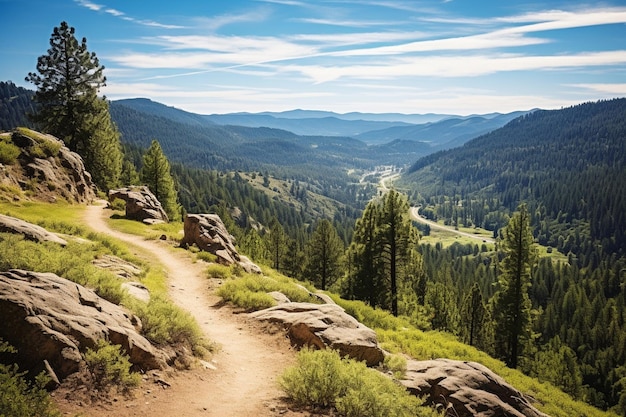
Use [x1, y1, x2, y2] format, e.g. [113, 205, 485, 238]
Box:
[400, 98, 626, 411]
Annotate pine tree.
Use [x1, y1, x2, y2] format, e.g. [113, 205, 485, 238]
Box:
[379, 189, 420, 316]
[460, 282, 490, 348]
[344, 190, 422, 315]
[266, 217, 287, 272]
[304, 219, 344, 290]
[344, 202, 385, 308]
[25, 21, 123, 191]
[140, 140, 180, 221]
[492, 203, 536, 368]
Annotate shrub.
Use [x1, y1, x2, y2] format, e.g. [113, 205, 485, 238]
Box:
[216, 273, 317, 311]
[84, 339, 141, 391]
[131, 296, 211, 356]
[280, 348, 434, 417]
[0, 340, 60, 417]
[109, 197, 126, 212]
[0, 140, 20, 164]
[383, 353, 408, 379]
[206, 263, 231, 279]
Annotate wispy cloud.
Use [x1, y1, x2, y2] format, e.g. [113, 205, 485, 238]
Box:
[569, 83, 626, 94]
[74, 0, 184, 29]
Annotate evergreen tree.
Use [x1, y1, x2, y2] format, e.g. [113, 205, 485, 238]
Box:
[140, 139, 180, 221]
[492, 203, 536, 368]
[81, 98, 123, 191]
[266, 217, 287, 272]
[460, 282, 490, 349]
[304, 219, 344, 290]
[344, 190, 422, 315]
[344, 202, 385, 308]
[25, 21, 123, 191]
[379, 189, 420, 316]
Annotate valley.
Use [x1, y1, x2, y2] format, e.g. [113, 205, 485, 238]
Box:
[1, 78, 626, 415]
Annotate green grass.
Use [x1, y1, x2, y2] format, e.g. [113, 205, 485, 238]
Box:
[216, 268, 322, 311]
[0, 200, 212, 359]
[107, 210, 184, 241]
[280, 348, 439, 417]
[340, 309, 616, 417]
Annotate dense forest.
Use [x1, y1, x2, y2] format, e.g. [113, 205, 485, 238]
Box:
[400, 99, 626, 411]
[3, 76, 626, 413]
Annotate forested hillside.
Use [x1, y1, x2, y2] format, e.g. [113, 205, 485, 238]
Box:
[400, 98, 626, 411]
[0, 81, 36, 131]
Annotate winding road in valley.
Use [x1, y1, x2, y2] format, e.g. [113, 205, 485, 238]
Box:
[410, 206, 495, 243]
[57, 201, 301, 417]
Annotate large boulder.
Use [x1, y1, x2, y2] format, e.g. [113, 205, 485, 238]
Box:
[0, 129, 96, 203]
[0, 213, 67, 246]
[0, 269, 168, 384]
[250, 302, 384, 366]
[400, 359, 549, 417]
[181, 213, 261, 274]
[109, 186, 168, 223]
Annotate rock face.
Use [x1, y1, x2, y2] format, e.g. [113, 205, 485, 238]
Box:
[250, 302, 384, 366]
[400, 359, 549, 417]
[181, 213, 261, 274]
[109, 186, 168, 223]
[0, 129, 96, 203]
[0, 213, 67, 246]
[0, 269, 168, 384]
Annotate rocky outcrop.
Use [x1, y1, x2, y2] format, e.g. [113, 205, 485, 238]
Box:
[0, 213, 67, 246]
[181, 213, 261, 274]
[0, 269, 168, 384]
[400, 359, 549, 417]
[0, 129, 96, 203]
[108, 186, 168, 223]
[250, 302, 384, 366]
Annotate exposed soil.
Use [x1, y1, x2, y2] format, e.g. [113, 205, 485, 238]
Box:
[53, 201, 315, 417]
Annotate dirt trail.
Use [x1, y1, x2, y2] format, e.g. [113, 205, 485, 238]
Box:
[56, 201, 300, 417]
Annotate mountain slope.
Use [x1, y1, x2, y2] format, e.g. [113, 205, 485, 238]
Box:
[403, 98, 626, 251]
[357, 111, 530, 146]
[114, 98, 215, 127]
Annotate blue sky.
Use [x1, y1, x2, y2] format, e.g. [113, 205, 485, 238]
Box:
[1, 0, 625, 115]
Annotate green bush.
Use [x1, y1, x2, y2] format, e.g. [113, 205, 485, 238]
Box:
[0, 140, 20, 164]
[383, 353, 408, 379]
[84, 339, 141, 391]
[216, 273, 317, 311]
[280, 348, 434, 417]
[0, 340, 60, 417]
[131, 296, 211, 356]
[206, 263, 231, 279]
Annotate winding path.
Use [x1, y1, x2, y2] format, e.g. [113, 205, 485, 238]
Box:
[69, 201, 297, 417]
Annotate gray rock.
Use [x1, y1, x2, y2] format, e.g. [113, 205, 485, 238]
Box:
[250, 302, 384, 366]
[1, 129, 96, 203]
[0, 213, 67, 246]
[400, 359, 549, 417]
[0, 269, 169, 383]
[109, 186, 169, 223]
[181, 213, 261, 274]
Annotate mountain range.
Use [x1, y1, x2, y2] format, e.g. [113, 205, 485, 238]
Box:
[111, 97, 530, 169]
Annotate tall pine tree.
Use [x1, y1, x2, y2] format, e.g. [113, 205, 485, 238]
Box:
[344, 190, 422, 316]
[140, 140, 180, 221]
[304, 219, 344, 290]
[492, 203, 536, 368]
[25, 21, 123, 191]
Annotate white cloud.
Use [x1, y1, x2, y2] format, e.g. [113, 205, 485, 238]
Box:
[74, 0, 184, 29]
[278, 51, 626, 83]
[75, 0, 102, 11]
[568, 83, 626, 95]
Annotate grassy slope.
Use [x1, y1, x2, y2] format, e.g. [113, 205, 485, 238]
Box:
[1, 199, 616, 417]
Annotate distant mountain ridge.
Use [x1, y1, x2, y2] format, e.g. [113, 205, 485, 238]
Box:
[112, 98, 527, 151]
